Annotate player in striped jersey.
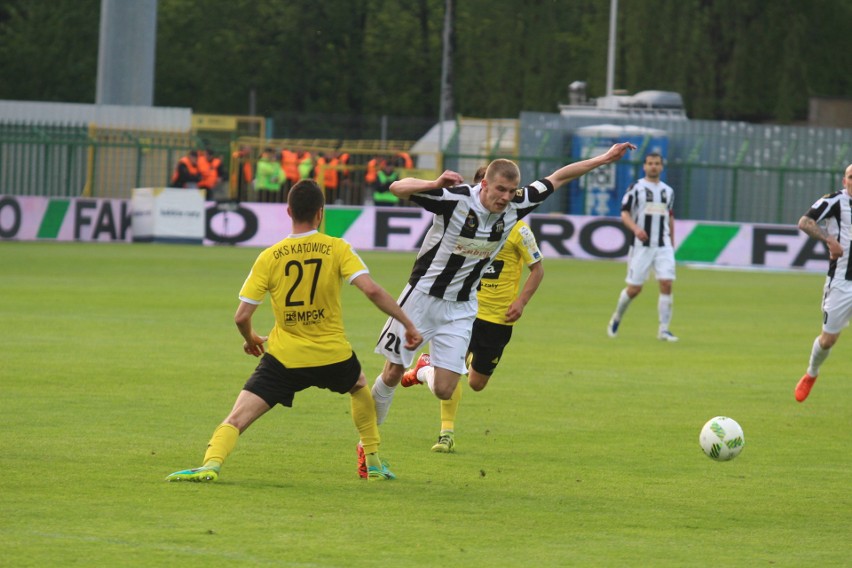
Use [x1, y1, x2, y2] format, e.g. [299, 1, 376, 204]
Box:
[794, 163, 852, 402]
[370, 142, 635, 435]
[606, 153, 679, 342]
[398, 166, 545, 452]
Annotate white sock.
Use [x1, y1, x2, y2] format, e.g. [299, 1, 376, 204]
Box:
[417, 366, 435, 394]
[658, 293, 673, 331]
[614, 288, 632, 320]
[371, 374, 396, 426]
[807, 337, 830, 377]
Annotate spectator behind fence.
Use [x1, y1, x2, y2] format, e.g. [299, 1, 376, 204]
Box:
[171, 150, 202, 189]
[396, 151, 413, 170]
[231, 145, 254, 202]
[198, 148, 227, 200]
[298, 151, 314, 180]
[364, 156, 379, 202]
[338, 151, 352, 203]
[281, 149, 300, 188]
[254, 148, 284, 203]
[316, 152, 340, 204]
[373, 159, 400, 206]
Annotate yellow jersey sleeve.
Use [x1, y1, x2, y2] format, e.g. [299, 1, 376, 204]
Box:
[476, 221, 542, 325]
[238, 232, 368, 367]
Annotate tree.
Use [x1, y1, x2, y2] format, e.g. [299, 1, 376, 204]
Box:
[0, 0, 99, 103]
[0, 0, 850, 125]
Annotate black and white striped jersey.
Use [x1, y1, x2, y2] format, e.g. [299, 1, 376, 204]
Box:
[621, 178, 675, 247]
[805, 189, 852, 280]
[407, 179, 554, 302]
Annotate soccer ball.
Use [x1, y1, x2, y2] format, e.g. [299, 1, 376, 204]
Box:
[699, 416, 745, 461]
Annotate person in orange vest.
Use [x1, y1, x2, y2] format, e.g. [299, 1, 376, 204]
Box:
[198, 148, 226, 199]
[316, 152, 340, 204]
[364, 156, 378, 185]
[337, 152, 351, 204]
[364, 155, 380, 202]
[171, 150, 202, 188]
[231, 146, 254, 202]
[395, 151, 413, 170]
[280, 149, 299, 190]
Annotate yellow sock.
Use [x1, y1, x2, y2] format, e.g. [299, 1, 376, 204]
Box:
[440, 381, 463, 432]
[202, 423, 240, 467]
[351, 385, 380, 455]
[365, 453, 381, 469]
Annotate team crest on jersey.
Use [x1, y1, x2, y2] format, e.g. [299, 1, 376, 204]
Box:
[514, 187, 524, 198]
[645, 188, 654, 202]
[465, 212, 478, 229]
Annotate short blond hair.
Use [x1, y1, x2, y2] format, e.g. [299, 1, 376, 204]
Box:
[485, 159, 520, 184]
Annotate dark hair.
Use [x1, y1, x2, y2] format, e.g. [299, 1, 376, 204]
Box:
[473, 166, 487, 184]
[644, 152, 663, 162]
[288, 180, 325, 222]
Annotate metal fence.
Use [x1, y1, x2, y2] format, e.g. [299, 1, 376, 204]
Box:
[2, 115, 850, 224]
[517, 112, 852, 224]
[0, 123, 194, 198]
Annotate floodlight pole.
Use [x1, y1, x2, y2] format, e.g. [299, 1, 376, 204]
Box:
[606, 0, 618, 97]
[96, 0, 157, 106]
[438, 0, 454, 152]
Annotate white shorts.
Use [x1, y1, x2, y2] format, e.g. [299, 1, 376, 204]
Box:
[375, 284, 476, 375]
[821, 277, 852, 334]
[626, 245, 676, 285]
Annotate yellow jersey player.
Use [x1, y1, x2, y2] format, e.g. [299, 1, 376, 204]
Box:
[166, 179, 421, 483]
[400, 166, 544, 452]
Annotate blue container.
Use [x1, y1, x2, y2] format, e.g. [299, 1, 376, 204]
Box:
[568, 125, 669, 216]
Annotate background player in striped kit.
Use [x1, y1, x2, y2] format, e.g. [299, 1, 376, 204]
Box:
[399, 166, 545, 452]
[794, 163, 852, 402]
[606, 153, 679, 341]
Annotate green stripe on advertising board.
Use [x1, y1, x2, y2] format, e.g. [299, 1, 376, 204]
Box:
[37, 199, 71, 239]
[675, 224, 740, 262]
[323, 208, 363, 238]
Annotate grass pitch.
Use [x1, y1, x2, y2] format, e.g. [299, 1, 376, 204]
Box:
[0, 241, 849, 567]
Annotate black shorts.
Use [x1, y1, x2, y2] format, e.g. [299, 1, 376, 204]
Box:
[467, 318, 513, 377]
[242, 352, 362, 408]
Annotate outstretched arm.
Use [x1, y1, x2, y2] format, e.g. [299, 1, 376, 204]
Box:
[545, 142, 636, 188]
[351, 274, 423, 350]
[390, 169, 464, 199]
